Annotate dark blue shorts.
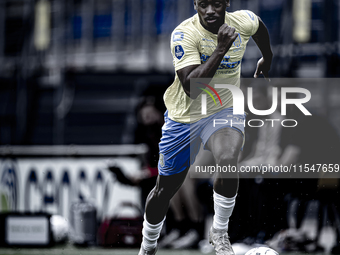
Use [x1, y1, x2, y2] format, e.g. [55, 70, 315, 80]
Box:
[158, 108, 246, 176]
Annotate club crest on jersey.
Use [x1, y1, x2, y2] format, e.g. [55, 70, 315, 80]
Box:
[233, 34, 242, 48]
[175, 45, 185, 60]
[173, 32, 184, 42]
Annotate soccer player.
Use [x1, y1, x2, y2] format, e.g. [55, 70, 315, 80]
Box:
[138, 0, 272, 254]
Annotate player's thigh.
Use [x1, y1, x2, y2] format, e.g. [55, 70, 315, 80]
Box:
[206, 127, 243, 163]
[158, 112, 201, 176]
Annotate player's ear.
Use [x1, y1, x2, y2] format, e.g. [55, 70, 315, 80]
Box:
[194, 0, 197, 11]
[226, 0, 230, 8]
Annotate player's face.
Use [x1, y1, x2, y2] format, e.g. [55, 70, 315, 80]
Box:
[194, 0, 229, 34]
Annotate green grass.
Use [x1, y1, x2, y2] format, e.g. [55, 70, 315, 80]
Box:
[0, 245, 312, 255]
[0, 247, 205, 255]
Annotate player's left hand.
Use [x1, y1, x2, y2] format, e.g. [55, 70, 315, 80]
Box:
[254, 57, 272, 81]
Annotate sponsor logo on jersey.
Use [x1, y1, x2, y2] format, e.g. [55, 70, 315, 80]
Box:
[200, 54, 241, 70]
[202, 38, 214, 42]
[173, 32, 184, 42]
[233, 47, 244, 52]
[175, 45, 185, 60]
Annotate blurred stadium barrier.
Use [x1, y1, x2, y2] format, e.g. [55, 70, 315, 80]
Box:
[0, 144, 147, 221]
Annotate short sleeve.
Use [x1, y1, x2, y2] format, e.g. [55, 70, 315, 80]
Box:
[239, 10, 259, 37]
[170, 29, 201, 71]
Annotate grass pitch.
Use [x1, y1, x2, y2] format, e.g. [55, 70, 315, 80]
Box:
[0, 245, 313, 255]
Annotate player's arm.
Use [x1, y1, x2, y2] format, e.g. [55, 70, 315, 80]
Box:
[252, 17, 273, 80]
[177, 24, 238, 99]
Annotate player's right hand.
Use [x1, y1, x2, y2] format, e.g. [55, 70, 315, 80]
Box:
[217, 24, 238, 53]
[254, 57, 272, 81]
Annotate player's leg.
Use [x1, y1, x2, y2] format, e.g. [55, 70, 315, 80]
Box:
[168, 173, 203, 249]
[206, 127, 243, 255]
[139, 110, 202, 254]
[145, 168, 190, 224]
[207, 128, 243, 198]
[139, 168, 189, 255]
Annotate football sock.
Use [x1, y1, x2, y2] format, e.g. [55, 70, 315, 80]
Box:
[141, 214, 165, 251]
[213, 191, 237, 231]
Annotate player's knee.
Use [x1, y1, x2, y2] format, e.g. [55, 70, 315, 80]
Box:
[215, 148, 239, 165]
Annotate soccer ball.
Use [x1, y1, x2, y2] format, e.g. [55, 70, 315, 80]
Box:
[245, 247, 279, 255]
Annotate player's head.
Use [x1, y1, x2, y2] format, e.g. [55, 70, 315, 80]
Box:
[194, 0, 230, 34]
